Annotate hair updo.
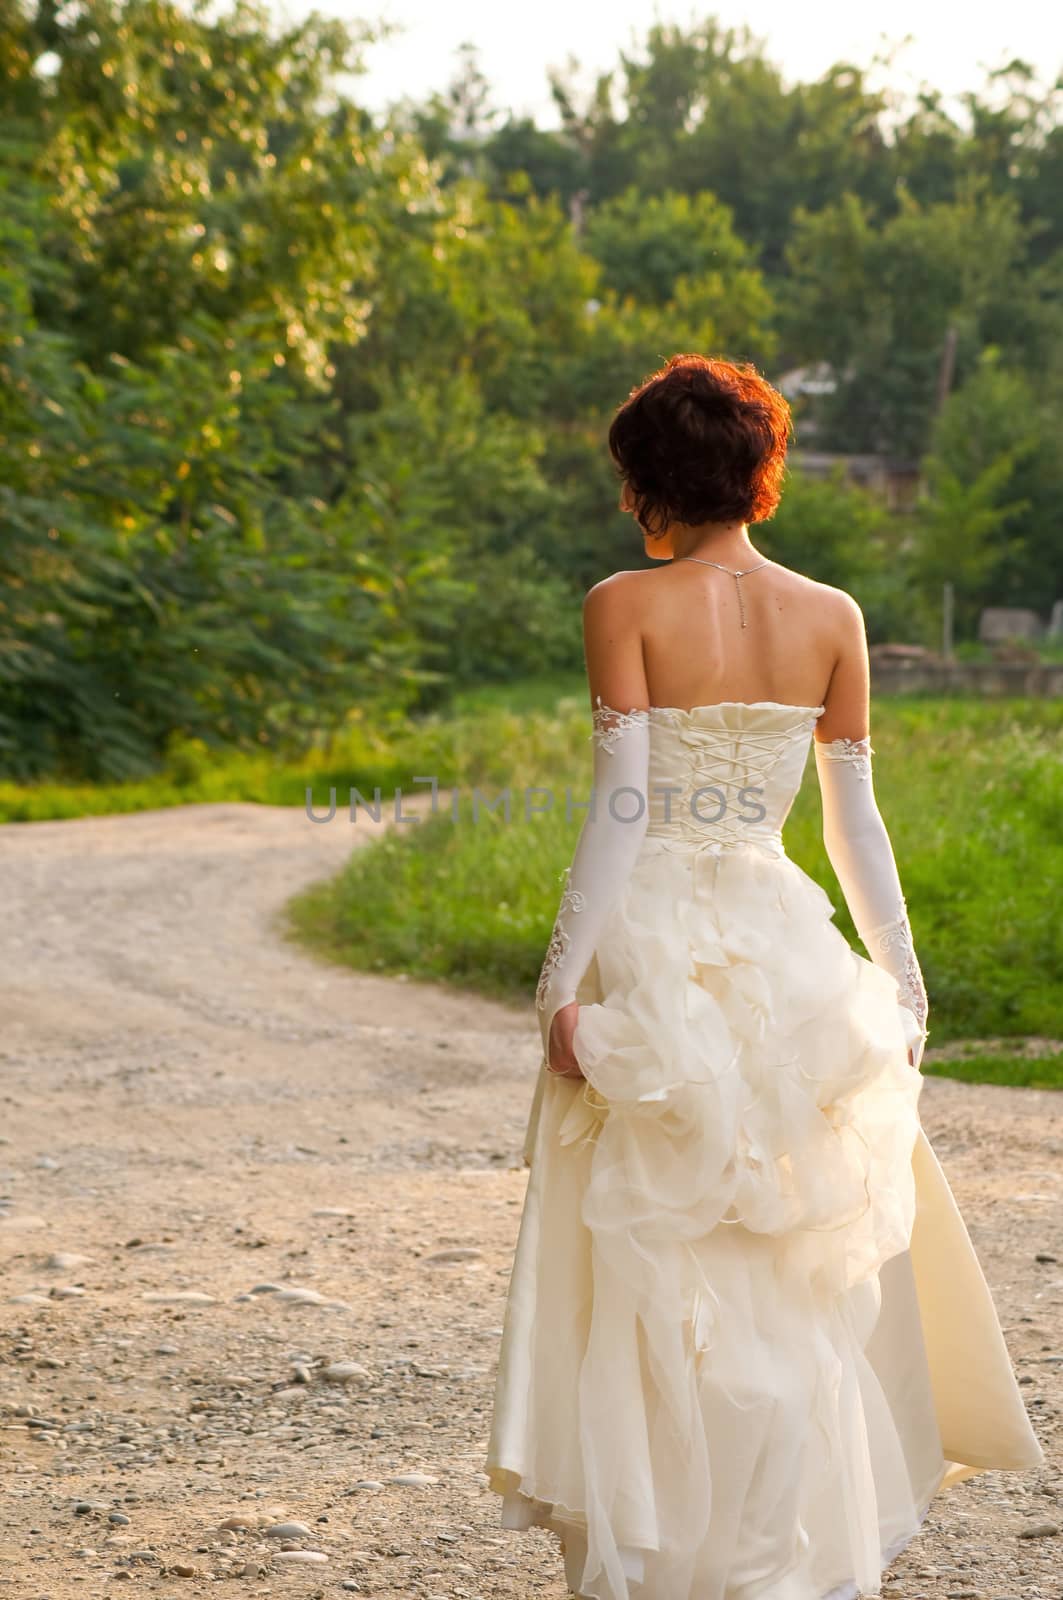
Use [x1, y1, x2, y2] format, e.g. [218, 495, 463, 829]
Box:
[607, 354, 792, 536]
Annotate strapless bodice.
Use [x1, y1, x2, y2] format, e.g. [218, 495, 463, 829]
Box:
[642, 701, 825, 856]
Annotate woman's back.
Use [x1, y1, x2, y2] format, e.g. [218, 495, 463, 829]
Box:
[632, 559, 839, 711]
[586, 559, 864, 743]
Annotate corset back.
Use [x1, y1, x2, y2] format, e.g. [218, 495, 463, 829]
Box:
[644, 701, 826, 856]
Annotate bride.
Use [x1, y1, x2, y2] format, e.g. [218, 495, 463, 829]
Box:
[483, 354, 1043, 1600]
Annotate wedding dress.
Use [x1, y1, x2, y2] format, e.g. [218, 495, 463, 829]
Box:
[483, 698, 1043, 1600]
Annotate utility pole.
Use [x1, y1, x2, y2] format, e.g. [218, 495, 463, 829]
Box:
[937, 330, 958, 664]
[936, 325, 958, 413]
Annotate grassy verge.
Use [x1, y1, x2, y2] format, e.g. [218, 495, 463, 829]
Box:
[0, 674, 588, 823]
[921, 1050, 1063, 1090]
[284, 692, 1063, 1087]
[6, 682, 1061, 1088]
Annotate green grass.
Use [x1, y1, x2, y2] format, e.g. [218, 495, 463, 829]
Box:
[0, 673, 588, 823]
[922, 1051, 1063, 1090]
[5, 683, 1061, 1089]
[284, 693, 1063, 1087]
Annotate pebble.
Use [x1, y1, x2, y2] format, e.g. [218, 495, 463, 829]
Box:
[52, 1285, 87, 1298]
[155, 1344, 179, 1355]
[386, 1472, 439, 1487]
[108, 1514, 130, 1526]
[269, 1286, 350, 1309]
[44, 1251, 94, 1270]
[218, 1517, 257, 1532]
[422, 1248, 483, 1265]
[141, 1291, 215, 1305]
[266, 1522, 314, 1539]
[272, 1550, 328, 1564]
[312, 1207, 354, 1217]
[322, 1362, 370, 1384]
[168, 1563, 198, 1577]
[1017, 1522, 1059, 1538]
[9, 1293, 51, 1305]
[352, 1481, 385, 1491]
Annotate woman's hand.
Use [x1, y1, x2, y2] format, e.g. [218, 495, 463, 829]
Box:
[546, 1000, 584, 1079]
[897, 1002, 926, 1072]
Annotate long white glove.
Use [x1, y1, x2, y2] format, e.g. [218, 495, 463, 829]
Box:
[535, 700, 651, 1061]
[814, 734, 929, 1070]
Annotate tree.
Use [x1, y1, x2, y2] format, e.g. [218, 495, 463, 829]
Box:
[26, 0, 393, 380]
[909, 356, 1035, 637]
[782, 182, 1032, 455]
[548, 21, 891, 272]
[585, 186, 755, 306]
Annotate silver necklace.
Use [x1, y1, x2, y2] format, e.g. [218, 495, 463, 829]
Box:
[678, 555, 771, 629]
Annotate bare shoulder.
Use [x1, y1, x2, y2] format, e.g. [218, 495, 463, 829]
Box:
[582, 568, 654, 617]
[806, 579, 867, 636]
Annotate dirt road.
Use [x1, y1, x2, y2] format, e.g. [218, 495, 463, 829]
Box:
[1, 801, 1059, 1598]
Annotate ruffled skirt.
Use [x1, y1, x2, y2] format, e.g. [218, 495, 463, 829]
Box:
[484, 839, 1043, 1599]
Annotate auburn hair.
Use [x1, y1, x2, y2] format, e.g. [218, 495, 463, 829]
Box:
[607, 354, 792, 534]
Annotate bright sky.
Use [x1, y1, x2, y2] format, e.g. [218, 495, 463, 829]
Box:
[272, 0, 1063, 125]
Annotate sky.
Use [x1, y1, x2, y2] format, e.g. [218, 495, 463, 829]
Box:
[271, 0, 1063, 126]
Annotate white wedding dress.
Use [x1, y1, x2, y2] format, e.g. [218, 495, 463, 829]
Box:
[483, 699, 1043, 1600]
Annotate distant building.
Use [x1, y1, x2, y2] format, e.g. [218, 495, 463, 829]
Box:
[977, 607, 1044, 643]
[789, 450, 923, 513]
[774, 365, 922, 510]
[775, 363, 838, 402]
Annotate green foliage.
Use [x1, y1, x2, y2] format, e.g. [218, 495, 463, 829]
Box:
[758, 467, 911, 637]
[0, 676, 587, 820]
[912, 352, 1063, 614]
[585, 187, 758, 308]
[782, 182, 1033, 455]
[0, 272, 410, 777]
[549, 21, 891, 272]
[5, 5, 1063, 780]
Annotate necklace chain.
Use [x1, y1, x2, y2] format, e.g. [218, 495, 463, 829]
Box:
[678, 556, 771, 629]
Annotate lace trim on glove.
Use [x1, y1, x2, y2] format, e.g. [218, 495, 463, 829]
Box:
[817, 734, 875, 782]
[592, 695, 651, 754]
[865, 899, 929, 1035]
[535, 867, 586, 1011]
